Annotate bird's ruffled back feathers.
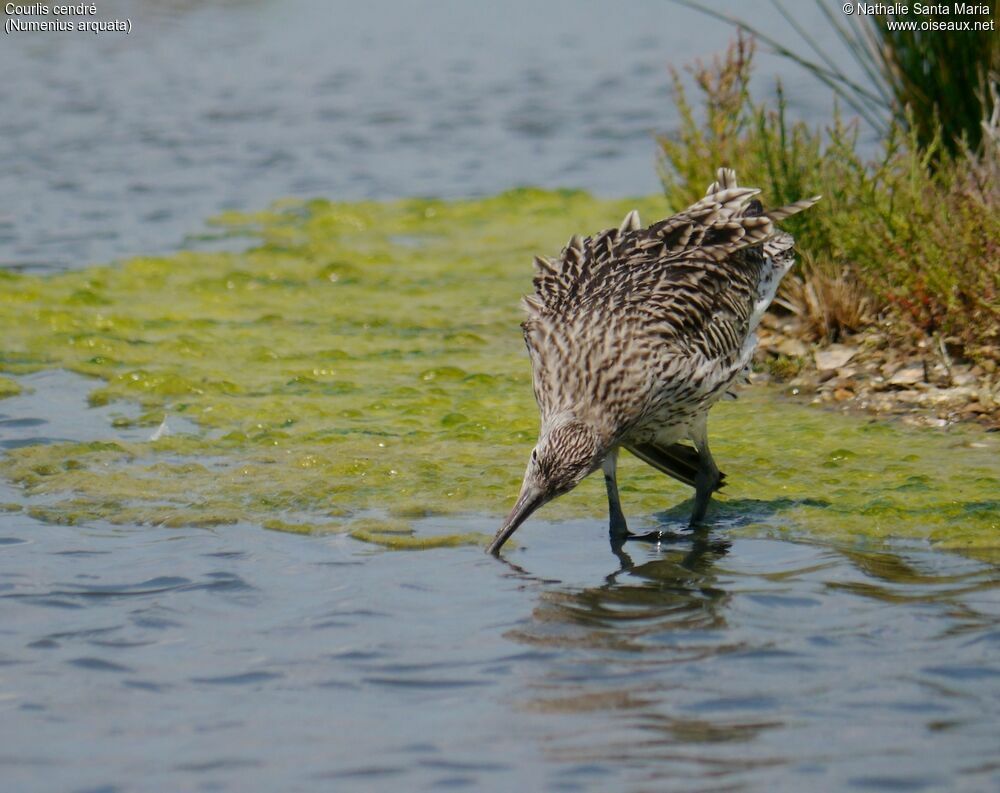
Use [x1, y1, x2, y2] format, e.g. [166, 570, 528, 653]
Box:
[519, 169, 819, 423]
[523, 167, 819, 323]
[524, 207, 639, 319]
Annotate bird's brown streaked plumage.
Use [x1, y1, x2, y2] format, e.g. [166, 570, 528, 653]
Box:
[488, 168, 820, 555]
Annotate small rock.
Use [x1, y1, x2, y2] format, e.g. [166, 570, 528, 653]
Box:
[775, 337, 808, 357]
[828, 374, 860, 391]
[951, 370, 977, 386]
[833, 388, 854, 402]
[889, 366, 925, 386]
[872, 396, 895, 412]
[930, 365, 952, 386]
[928, 388, 958, 405]
[814, 345, 857, 373]
[943, 385, 978, 401]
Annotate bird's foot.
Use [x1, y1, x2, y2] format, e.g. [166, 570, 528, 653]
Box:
[622, 526, 719, 551]
[624, 529, 666, 544]
[609, 527, 660, 558]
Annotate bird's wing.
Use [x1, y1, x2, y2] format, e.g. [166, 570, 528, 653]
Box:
[525, 208, 642, 317]
[610, 171, 818, 356]
[623, 441, 726, 489]
[520, 168, 819, 417]
[524, 170, 818, 322]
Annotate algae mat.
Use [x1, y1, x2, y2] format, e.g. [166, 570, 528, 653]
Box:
[0, 191, 997, 551]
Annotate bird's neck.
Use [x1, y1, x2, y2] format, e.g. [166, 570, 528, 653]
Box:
[541, 411, 615, 456]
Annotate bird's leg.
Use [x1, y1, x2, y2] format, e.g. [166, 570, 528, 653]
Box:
[690, 420, 722, 526]
[601, 450, 629, 539]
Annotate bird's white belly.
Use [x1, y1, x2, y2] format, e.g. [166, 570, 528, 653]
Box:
[625, 401, 702, 446]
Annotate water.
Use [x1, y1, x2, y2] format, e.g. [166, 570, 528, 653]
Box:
[1, 0, 871, 272]
[2, 513, 997, 792]
[0, 370, 998, 791]
[2, 2, 998, 790]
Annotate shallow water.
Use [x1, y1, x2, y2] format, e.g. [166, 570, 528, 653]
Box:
[1, 361, 999, 790]
[2, 507, 998, 792]
[0, 0, 873, 272]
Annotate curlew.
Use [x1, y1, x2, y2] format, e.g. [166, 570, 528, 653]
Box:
[488, 168, 819, 554]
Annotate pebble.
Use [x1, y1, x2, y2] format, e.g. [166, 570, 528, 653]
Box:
[814, 345, 858, 373]
[889, 366, 925, 386]
[757, 326, 999, 429]
[775, 337, 809, 357]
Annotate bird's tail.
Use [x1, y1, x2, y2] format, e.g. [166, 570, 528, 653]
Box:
[705, 167, 820, 222]
[705, 167, 740, 195]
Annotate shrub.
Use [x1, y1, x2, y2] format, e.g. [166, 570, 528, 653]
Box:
[658, 36, 1000, 361]
[671, 0, 1000, 156]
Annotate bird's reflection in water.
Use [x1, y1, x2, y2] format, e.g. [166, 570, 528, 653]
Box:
[504, 530, 767, 768]
[507, 529, 733, 653]
[497, 528, 999, 781]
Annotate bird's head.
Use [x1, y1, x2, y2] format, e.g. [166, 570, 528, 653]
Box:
[488, 417, 602, 554]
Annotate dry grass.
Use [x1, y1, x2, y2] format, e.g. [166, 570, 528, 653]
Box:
[778, 268, 875, 344]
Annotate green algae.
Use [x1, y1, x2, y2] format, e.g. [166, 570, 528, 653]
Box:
[0, 190, 997, 553]
[348, 517, 493, 550]
[0, 376, 22, 399]
[262, 518, 341, 535]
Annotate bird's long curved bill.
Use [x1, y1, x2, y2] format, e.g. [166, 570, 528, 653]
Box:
[487, 486, 545, 555]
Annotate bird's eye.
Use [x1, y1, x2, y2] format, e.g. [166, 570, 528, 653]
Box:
[531, 449, 538, 461]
